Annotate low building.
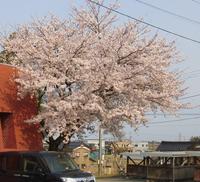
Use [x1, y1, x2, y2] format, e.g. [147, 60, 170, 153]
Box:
[157, 141, 200, 151]
[133, 141, 149, 152]
[148, 141, 160, 151]
[65, 140, 127, 176]
[110, 140, 134, 154]
[64, 141, 90, 153]
[72, 144, 98, 174]
[64, 141, 98, 175]
[126, 151, 200, 181]
[86, 139, 106, 153]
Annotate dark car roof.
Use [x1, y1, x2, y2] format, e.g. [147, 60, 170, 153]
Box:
[0, 150, 66, 156]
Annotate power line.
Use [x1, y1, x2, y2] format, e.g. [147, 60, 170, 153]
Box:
[88, 1, 200, 103]
[184, 71, 200, 79]
[181, 69, 200, 80]
[184, 70, 200, 79]
[180, 93, 200, 100]
[185, 75, 200, 80]
[147, 116, 200, 125]
[138, 116, 200, 128]
[88, 0, 200, 44]
[146, 113, 200, 116]
[186, 75, 200, 79]
[180, 69, 200, 80]
[192, 0, 200, 5]
[185, 69, 200, 75]
[135, 0, 200, 25]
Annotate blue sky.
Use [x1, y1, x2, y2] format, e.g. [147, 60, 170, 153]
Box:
[1, 0, 200, 142]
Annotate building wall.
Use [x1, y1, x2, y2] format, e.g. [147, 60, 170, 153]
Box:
[71, 144, 126, 176]
[102, 155, 126, 176]
[0, 64, 43, 151]
[72, 145, 98, 174]
[111, 140, 134, 153]
[148, 141, 160, 151]
[133, 141, 149, 152]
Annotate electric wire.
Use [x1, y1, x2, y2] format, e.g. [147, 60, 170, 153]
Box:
[146, 113, 200, 116]
[88, 0, 200, 44]
[185, 74, 200, 80]
[182, 69, 200, 79]
[138, 116, 200, 129]
[182, 69, 200, 80]
[185, 69, 200, 74]
[146, 116, 200, 125]
[180, 93, 200, 100]
[88, 1, 200, 126]
[135, 0, 200, 25]
[192, 0, 200, 5]
[87, 1, 200, 94]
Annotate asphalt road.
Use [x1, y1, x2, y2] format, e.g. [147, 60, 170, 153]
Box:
[96, 177, 145, 182]
[96, 178, 194, 182]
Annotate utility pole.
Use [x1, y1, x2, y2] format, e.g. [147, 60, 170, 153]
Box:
[178, 132, 182, 141]
[98, 125, 102, 177]
[172, 157, 175, 182]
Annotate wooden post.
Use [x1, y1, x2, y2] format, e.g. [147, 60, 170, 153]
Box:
[172, 157, 175, 182]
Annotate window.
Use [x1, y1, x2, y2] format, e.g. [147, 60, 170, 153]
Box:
[74, 152, 80, 157]
[0, 113, 16, 149]
[5, 154, 20, 172]
[22, 156, 43, 173]
[83, 152, 88, 157]
[43, 153, 79, 173]
[0, 155, 6, 171]
[81, 164, 86, 169]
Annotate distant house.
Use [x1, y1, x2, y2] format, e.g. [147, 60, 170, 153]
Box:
[72, 144, 98, 174]
[64, 141, 98, 175]
[157, 141, 200, 151]
[148, 141, 160, 151]
[64, 141, 90, 153]
[133, 141, 149, 152]
[86, 139, 106, 153]
[110, 140, 134, 154]
[65, 140, 127, 176]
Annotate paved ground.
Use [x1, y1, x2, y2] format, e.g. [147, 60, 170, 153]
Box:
[96, 177, 145, 182]
[96, 178, 193, 182]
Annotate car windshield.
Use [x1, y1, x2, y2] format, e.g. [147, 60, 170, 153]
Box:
[43, 153, 79, 173]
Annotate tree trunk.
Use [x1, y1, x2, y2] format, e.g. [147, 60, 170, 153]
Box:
[48, 136, 65, 151]
[47, 134, 74, 151]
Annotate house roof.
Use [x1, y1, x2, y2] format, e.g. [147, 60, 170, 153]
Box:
[73, 145, 90, 151]
[65, 141, 90, 151]
[156, 141, 200, 151]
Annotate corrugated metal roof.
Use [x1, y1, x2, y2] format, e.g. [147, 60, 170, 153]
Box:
[122, 151, 200, 158]
[156, 141, 200, 151]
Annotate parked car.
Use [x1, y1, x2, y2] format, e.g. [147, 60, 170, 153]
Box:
[0, 151, 96, 182]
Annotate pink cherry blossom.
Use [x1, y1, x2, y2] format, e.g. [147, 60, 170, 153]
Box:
[1, 0, 185, 145]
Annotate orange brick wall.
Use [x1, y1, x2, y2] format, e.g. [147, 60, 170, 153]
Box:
[0, 64, 43, 151]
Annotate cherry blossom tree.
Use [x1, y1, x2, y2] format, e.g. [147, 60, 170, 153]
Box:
[0, 50, 15, 63]
[1, 0, 185, 150]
